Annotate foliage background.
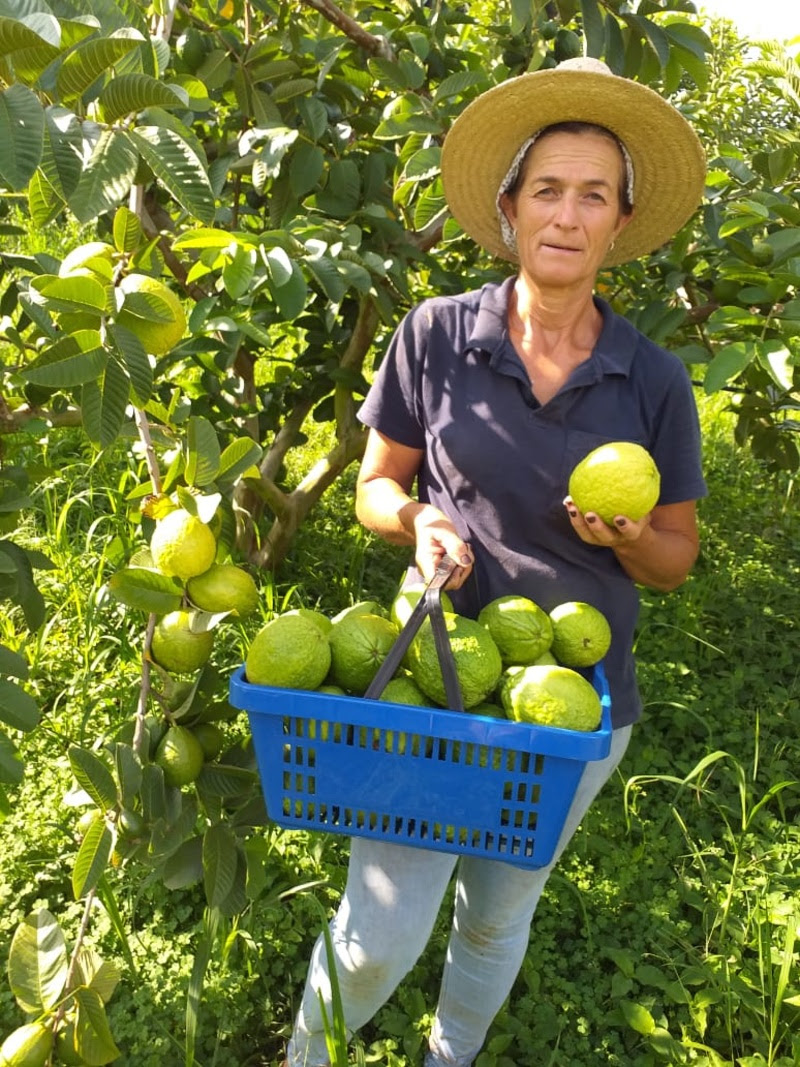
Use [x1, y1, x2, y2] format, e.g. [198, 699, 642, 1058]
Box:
[0, 0, 798, 1064]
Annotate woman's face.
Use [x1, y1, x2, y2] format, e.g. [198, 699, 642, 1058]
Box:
[499, 129, 633, 289]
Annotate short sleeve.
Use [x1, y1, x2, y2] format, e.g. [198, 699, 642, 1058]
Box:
[357, 306, 427, 449]
[649, 361, 708, 505]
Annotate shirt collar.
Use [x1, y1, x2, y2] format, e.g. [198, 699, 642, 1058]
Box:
[466, 278, 638, 379]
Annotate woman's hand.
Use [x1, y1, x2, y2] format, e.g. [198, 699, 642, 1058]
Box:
[411, 506, 474, 589]
[563, 495, 651, 548]
[356, 429, 473, 590]
[563, 495, 700, 592]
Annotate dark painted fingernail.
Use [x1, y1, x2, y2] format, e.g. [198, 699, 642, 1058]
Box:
[460, 554, 472, 565]
[615, 517, 626, 527]
[586, 515, 596, 524]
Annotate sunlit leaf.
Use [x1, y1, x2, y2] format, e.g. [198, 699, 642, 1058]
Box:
[185, 415, 220, 488]
[0, 83, 43, 190]
[7, 909, 68, 1014]
[68, 127, 138, 224]
[57, 31, 143, 102]
[107, 567, 183, 614]
[41, 105, 82, 199]
[703, 343, 754, 394]
[131, 124, 215, 223]
[98, 72, 184, 123]
[217, 438, 263, 486]
[22, 331, 107, 387]
[69, 746, 117, 812]
[74, 984, 122, 1063]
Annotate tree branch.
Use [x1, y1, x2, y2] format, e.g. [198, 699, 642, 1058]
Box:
[299, 0, 394, 59]
[0, 406, 82, 435]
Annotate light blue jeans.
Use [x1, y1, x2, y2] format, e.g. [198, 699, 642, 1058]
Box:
[286, 726, 632, 1067]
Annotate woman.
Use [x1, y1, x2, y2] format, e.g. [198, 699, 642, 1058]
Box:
[286, 57, 707, 1067]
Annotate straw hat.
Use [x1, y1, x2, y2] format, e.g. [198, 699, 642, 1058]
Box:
[440, 57, 706, 268]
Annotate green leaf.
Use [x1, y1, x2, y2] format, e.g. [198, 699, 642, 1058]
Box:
[75, 949, 121, 1006]
[29, 274, 108, 315]
[271, 76, 316, 102]
[620, 999, 656, 1035]
[0, 83, 43, 191]
[0, 678, 39, 732]
[131, 124, 215, 224]
[72, 815, 113, 898]
[0, 730, 23, 786]
[56, 31, 143, 102]
[704, 343, 754, 394]
[139, 763, 168, 825]
[98, 72, 185, 123]
[68, 127, 138, 225]
[162, 835, 203, 889]
[23, 331, 107, 387]
[112, 205, 143, 254]
[0, 14, 54, 54]
[581, 0, 605, 58]
[216, 850, 247, 916]
[185, 415, 221, 488]
[196, 762, 258, 797]
[69, 746, 118, 811]
[221, 244, 255, 300]
[270, 259, 307, 319]
[264, 245, 293, 287]
[107, 567, 183, 614]
[109, 324, 152, 405]
[217, 438, 263, 485]
[765, 227, 800, 266]
[0, 540, 45, 630]
[41, 106, 83, 200]
[7, 909, 68, 1014]
[74, 984, 122, 1064]
[202, 821, 238, 908]
[307, 255, 346, 303]
[626, 14, 670, 69]
[28, 168, 62, 228]
[431, 70, 484, 104]
[756, 342, 794, 391]
[296, 95, 327, 141]
[288, 142, 324, 197]
[112, 744, 142, 810]
[0, 644, 28, 679]
[81, 357, 130, 449]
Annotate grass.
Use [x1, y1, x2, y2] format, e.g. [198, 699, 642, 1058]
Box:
[0, 396, 798, 1066]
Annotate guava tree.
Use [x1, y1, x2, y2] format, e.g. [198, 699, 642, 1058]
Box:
[0, 0, 798, 1059]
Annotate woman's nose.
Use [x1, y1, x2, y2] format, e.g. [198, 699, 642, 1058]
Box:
[554, 194, 579, 227]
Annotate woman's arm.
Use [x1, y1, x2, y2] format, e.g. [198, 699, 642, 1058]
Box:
[564, 498, 700, 592]
[356, 429, 474, 587]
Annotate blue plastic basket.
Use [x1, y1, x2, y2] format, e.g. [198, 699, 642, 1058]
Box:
[229, 662, 612, 869]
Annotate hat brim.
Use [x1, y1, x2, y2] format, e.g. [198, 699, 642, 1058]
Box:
[441, 67, 706, 268]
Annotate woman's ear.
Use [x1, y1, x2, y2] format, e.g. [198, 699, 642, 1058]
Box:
[499, 191, 516, 230]
[614, 207, 634, 240]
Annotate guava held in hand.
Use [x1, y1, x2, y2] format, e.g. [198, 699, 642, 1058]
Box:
[568, 441, 660, 524]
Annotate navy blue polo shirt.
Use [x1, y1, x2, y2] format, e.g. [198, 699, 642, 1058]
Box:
[358, 277, 707, 727]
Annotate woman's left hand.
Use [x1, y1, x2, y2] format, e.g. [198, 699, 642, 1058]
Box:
[563, 495, 651, 547]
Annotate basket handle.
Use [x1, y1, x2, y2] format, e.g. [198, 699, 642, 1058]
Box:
[364, 556, 465, 712]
